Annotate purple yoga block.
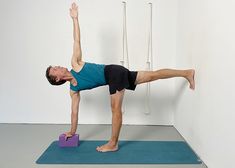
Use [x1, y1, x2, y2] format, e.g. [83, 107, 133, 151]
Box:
[59, 134, 79, 147]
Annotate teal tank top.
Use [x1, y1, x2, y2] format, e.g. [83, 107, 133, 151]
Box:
[70, 62, 107, 92]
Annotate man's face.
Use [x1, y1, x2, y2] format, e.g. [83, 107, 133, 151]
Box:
[49, 66, 68, 81]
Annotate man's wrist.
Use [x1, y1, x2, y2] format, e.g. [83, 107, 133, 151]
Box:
[70, 130, 76, 135]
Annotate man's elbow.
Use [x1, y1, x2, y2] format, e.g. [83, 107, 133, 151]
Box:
[74, 39, 80, 44]
[73, 43, 82, 59]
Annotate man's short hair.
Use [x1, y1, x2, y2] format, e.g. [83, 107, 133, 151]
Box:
[46, 66, 66, 85]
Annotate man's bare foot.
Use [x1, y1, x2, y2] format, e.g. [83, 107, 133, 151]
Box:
[96, 141, 118, 152]
[186, 69, 195, 90]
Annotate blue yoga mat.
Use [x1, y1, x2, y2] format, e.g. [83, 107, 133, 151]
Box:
[36, 140, 202, 164]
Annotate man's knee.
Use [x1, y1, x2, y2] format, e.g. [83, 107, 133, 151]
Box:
[111, 98, 122, 112]
[111, 104, 122, 113]
[110, 90, 124, 112]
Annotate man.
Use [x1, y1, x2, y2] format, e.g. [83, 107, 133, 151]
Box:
[46, 3, 195, 152]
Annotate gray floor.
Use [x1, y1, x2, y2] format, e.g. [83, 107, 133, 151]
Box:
[0, 124, 207, 168]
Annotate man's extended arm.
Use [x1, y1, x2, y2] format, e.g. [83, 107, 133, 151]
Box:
[70, 3, 82, 65]
[72, 18, 81, 42]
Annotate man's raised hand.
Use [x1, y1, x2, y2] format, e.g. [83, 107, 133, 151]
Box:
[70, 2, 78, 19]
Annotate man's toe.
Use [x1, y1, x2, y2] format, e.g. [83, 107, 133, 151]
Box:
[96, 146, 100, 151]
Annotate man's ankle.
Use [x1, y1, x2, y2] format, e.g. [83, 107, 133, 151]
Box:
[109, 139, 118, 146]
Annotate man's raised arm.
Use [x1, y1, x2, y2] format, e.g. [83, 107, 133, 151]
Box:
[70, 3, 82, 65]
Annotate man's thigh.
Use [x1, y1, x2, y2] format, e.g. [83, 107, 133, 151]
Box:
[134, 71, 153, 85]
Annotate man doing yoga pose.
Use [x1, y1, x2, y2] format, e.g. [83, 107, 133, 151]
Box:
[46, 3, 195, 152]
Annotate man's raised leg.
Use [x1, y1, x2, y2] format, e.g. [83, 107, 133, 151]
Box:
[135, 69, 195, 90]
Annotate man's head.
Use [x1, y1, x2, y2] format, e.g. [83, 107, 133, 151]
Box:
[46, 65, 68, 85]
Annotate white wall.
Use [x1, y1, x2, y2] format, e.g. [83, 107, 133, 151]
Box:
[175, 0, 235, 167]
[0, 0, 177, 125]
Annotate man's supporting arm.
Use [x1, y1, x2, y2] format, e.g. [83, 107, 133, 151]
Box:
[70, 91, 80, 134]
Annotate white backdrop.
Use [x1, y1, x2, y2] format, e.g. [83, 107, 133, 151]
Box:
[0, 0, 177, 124]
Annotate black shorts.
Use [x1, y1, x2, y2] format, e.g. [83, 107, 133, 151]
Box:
[104, 64, 138, 95]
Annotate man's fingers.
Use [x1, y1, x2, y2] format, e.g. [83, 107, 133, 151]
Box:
[65, 134, 72, 141]
[65, 135, 69, 141]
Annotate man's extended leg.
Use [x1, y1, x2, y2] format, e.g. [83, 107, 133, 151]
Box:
[135, 69, 195, 89]
[96, 89, 125, 152]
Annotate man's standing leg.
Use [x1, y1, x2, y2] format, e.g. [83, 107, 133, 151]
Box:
[96, 89, 125, 152]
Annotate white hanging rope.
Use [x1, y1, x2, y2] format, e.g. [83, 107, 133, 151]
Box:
[121, 1, 129, 114]
[145, 2, 153, 115]
[121, 1, 129, 69]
